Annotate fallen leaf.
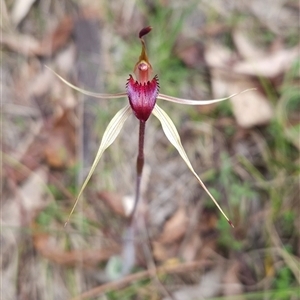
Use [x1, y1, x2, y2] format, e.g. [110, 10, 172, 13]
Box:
[152, 241, 168, 261]
[151, 241, 178, 262]
[204, 43, 237, 69]
[28, 67, 57, 99]
[38, 16, 74, 56]
[151, 208, 189, 261]
[175, 37, 205, 68]
[4, 118, 44, 184]
[233, 28, 264, 59]
[204, 44, 274, 128]
[0, 33, 41, 56]
[222, 261, 245, 298]
[33, 229, 120, 266]
[180, 234, 202, 262]
[1, 16, 74, 57]
[205, 41, 299, 79]
[44, 110, 76, 169]
[164, 267, 224, 300]
[157, 208, 188, 244]
[97, 191, 127, 217]
[247, 0, 298, 35]
[2, 167, 49, 228]
[1, 167, 49, 300]
[233, 46, 299, 78]
[54, 43, 77, 75]
[229, 80, 273, 128]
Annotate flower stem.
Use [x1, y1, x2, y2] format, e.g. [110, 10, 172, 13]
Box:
[130, 120, 146, 223]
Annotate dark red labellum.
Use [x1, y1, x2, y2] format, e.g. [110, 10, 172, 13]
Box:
[126, 75, 159, 121]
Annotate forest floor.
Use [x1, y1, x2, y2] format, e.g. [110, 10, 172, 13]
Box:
[1, 0, 300, 299]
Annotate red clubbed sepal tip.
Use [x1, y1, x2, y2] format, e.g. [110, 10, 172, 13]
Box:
[228, 220, 235, 228]
[139, 26, 152, 39]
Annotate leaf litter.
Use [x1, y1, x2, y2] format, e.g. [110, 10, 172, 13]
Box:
[1, 0, 299, 299]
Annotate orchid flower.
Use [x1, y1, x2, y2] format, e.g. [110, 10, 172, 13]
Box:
[49, 26, 253, 228]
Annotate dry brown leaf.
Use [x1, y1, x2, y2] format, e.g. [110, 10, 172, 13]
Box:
[199, 209, 219, 232]
[229, 80, 273, 128]
[180, 234, 202, 262]
[4, 118, 44, 184]
[233, 46, 299, 78]
[152, 239, 181, 261]
[72, 260, 214, 300]
[205, 41, 299, 79]
[38, 16, 74, 56]
[196, 239, 218, 261]
[204, 43, 237, 69]
[247, 0, 298, 35]
[175, 38, 205, 68]
[233, 28, 264, 59]
[33, 230, 120, 266]
[0, 33, 41, 56]
[164, 267, 224, 300]
[44, 110, 76, 169]
[205, 44, 274, 128]
[222, 261, 245, 298]
[28, 67, 57, 99]
[54, 43, 77, 75]
[157, 208, 188, 244]
[97, 191, 127, 217]
[1, 16, 74, 57]
[2, 167, 49, 228]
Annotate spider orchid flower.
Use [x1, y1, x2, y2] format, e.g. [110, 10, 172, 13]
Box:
[49, 26, 253, 228]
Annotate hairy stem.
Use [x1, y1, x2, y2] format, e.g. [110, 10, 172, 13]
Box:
[122, 121, 146, 276]
[130, 120, 146, 223]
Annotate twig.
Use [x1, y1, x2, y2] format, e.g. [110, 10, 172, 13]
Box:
[138, 212, 174, 299]
[70, 259, 212, 300]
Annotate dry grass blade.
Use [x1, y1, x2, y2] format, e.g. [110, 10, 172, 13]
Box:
[266, 216, 300, 284]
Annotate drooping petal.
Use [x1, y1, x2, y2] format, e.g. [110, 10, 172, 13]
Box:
[46, 66, 127, 99]
[152, 104, 233, 227]
[65, 105, 132, 225]
[157, 89, 255, 105]
[126, 74, 159, 121]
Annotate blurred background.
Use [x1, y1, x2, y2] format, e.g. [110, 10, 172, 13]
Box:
[1, 0, 299, 299]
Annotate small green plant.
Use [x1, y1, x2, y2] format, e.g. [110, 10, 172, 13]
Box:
[37, 201, 64, 227]
[273, 266, 295, 300]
